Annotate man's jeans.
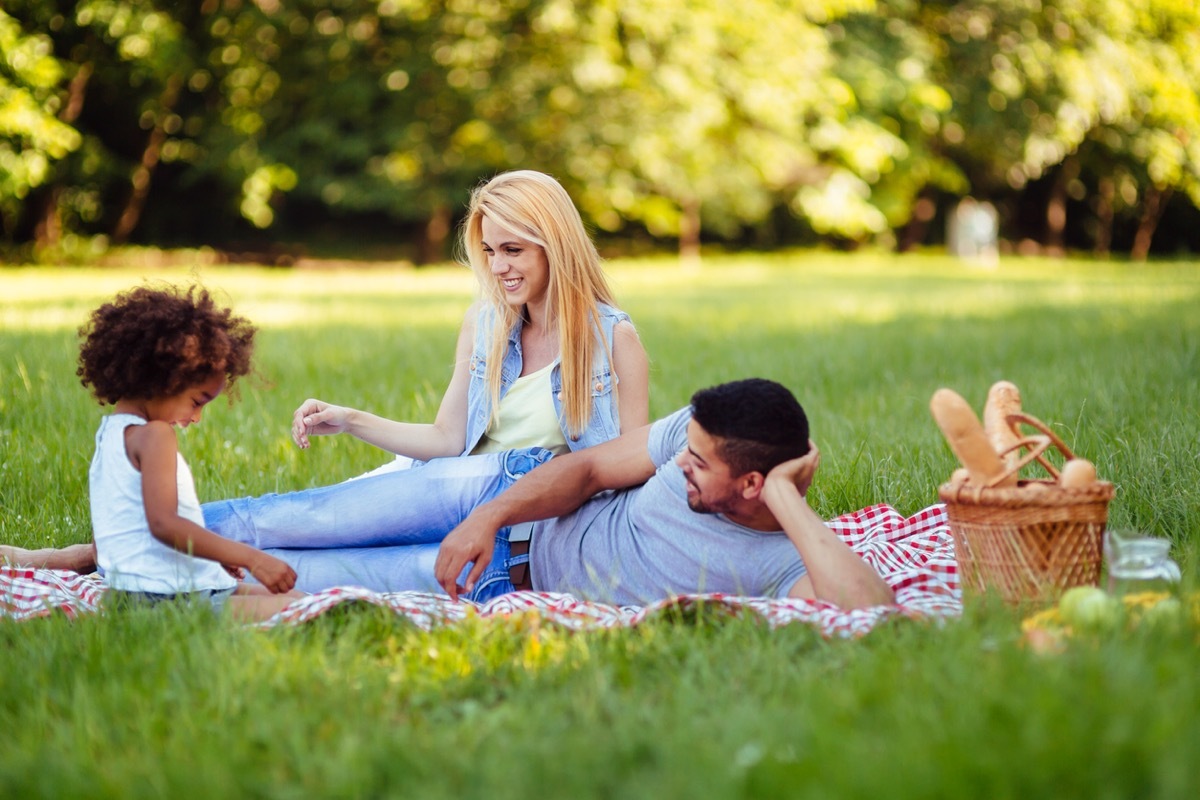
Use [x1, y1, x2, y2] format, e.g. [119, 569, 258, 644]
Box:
[201, 448, 553, 594]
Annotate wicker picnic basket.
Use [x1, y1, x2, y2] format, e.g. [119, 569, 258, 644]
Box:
[937, 412, 1115, 604]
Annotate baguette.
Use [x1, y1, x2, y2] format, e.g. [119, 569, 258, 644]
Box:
[983, 380, 1023, 470]
[930, 388, 1017, 487]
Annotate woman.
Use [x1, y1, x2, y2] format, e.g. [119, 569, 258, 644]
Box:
[200, 170, 649, 592]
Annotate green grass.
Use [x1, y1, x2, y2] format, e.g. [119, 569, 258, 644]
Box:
[2, 253, 1199, 797]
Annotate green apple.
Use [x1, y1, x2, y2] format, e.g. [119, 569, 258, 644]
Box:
[1058, 586, 1121, 631]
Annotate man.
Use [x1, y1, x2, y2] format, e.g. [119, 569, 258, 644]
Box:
[433, 378, 894, 609]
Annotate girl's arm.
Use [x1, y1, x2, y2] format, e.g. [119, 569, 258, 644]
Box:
[131, 422, 297, 593]
[612, 320, 650, 431]
[291, 304, 476, 460]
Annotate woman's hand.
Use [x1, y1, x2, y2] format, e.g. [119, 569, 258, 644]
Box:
[291, 398, 353, 448]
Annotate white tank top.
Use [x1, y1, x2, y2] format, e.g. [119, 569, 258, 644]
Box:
[89, 414, 236, 593]
[470, 361, 570, 456]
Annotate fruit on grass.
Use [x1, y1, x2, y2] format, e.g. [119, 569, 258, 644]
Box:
[1057, 586, 1121, 630]
[1138, 596, 1184, 630]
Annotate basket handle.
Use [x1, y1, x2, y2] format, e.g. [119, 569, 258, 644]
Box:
[986, 412, 1079, 486]
[985, 435, 1049, 487]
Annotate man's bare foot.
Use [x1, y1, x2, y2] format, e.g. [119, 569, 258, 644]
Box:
[0, 542, 97, 573]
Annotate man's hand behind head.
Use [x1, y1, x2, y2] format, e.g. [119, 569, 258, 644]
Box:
[764, 440, 820, 498]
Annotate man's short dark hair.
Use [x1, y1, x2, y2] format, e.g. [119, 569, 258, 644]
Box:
[690, 379, 810, 476]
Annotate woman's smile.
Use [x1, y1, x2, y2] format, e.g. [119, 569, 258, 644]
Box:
[482, 216, 550, 307]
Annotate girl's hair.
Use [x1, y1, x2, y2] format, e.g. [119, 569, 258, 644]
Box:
[77, 284, 256, 405]
[460, 170, 618, 436]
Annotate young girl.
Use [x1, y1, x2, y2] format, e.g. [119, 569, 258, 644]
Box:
[77, 284, 303, 621]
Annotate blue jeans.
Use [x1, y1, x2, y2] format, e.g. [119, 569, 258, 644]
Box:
[256, 534, 522, 600]
[464, 533, 519, 603]
[201, 448, 553, 594]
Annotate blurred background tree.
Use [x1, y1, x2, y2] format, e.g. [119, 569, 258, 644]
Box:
[1, 0, 1198, 262]
[0, 6, 83, 242]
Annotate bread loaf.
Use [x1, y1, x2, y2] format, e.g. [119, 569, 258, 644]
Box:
[983, 380, 1023, 470]
[930, 388, 1018, 487]
[1059, 458, 1097, 489]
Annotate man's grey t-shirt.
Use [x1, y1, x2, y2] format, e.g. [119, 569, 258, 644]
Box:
[529, 407, 808, 605]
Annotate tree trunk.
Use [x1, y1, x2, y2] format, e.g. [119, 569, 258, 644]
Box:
[679, 198, 701, 269]
[112, 74, 183, 245]
[1044, 155, 1079, 254]
[897, 187, 936, 252]
[1092, 176, 1114, 257]
[419, 204, 452, 265]
[32, 61, 93, 250]
[1130, 185, 1172, 261]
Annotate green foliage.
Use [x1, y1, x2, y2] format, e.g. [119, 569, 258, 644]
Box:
[830, 6, 967, 238]
[201, 0, 513, 227]
[1, 1, 1200, 255]
[0, 9, 81, 236]
[523, 0, 859, 239]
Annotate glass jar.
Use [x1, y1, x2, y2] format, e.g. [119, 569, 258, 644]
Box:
[1103, 529, 1182, 597]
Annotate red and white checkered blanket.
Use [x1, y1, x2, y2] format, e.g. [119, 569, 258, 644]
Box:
[0, 504, 959, 638]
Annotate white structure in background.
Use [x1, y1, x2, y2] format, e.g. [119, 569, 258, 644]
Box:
[947, 197, 999, 267]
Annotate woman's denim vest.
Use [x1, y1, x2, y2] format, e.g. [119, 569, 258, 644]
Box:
[462, 302, 631, 455]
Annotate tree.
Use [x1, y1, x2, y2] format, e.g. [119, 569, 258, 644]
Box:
[4, 0, 1199, 257]
[195, 0, 540, 262]
[3, 1, 228, 251]
[480, 0, 882, 258]
[0, 8, 81, 243]
[1063, 0, 1200, 258]
[829, 2, 967, 250]
[915, 0, 1200, 256]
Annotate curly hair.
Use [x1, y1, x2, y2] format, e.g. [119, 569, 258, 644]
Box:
[77, 284, 257, 406]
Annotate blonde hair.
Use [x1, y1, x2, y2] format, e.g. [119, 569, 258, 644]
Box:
[461, 170, 618, 437]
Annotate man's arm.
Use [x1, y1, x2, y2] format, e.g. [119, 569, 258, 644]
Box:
[434, 424, 658, 599]
[761, 444, 895, 609]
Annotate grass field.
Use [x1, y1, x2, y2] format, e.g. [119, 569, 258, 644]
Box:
[2, 253, 1198, 797]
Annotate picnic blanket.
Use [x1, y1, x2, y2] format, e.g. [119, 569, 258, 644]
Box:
[0, 503, 960, 638]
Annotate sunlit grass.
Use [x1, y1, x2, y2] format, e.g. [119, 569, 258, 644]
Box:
[3, 253, 1200, 544]
[0, 265, 479, 331]
[2, 252, 1200, 797]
